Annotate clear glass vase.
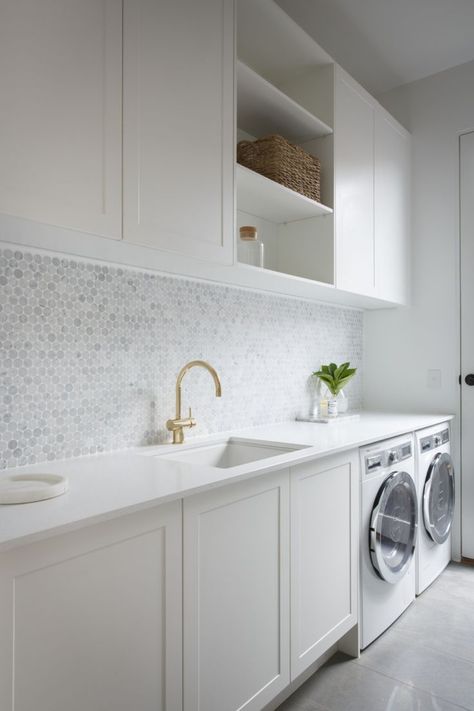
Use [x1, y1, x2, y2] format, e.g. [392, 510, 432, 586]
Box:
[337, 389, 349, 414]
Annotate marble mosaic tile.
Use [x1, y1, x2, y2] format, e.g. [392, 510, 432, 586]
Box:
[0, 246, 363, 468]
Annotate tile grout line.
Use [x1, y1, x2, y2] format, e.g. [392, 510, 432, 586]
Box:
[353, 657, 474, 711]
[287, 657, 472, 711]
[382, 625, 474, 669]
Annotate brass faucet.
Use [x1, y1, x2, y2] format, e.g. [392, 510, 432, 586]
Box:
[166, 360, 222, 444]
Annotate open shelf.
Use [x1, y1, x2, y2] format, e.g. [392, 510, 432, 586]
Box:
[235, 261, 333, 287]
[236, 164, 333, 223]
[237, 0, 332, 87]
[237, 61, 333, 143]
[230, 263, 398, 309]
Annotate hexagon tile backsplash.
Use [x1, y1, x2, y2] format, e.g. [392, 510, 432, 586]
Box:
[0, 247, 363, 468]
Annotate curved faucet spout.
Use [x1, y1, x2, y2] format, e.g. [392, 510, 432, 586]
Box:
[167, 360, 222, 444]
[176, 360, 222, 417]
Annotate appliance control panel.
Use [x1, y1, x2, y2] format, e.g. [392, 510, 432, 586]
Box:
[365, 441, 412, 475]
[420, 428, 449, 453]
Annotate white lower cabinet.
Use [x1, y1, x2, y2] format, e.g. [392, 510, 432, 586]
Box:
[0, 453, 360, 711]
[183, 471, 290, 711]
[290, 452, 359, 679]
[0, 501, 182, 711]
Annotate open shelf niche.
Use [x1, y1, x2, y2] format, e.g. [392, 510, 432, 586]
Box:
[235, 13, 336, 287]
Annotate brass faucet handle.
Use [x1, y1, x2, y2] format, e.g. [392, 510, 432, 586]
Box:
[166, 408, 197, 444]
[166, 415, 196, 432]
[184, 407, 196, 429]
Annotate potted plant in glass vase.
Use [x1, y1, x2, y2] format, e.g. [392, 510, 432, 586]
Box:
[312, 362, 357, 417]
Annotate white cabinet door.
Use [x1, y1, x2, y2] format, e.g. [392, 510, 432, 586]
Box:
[123, 0, 234, 265]
[334, 70, 375, 296]
[0, 502, 182, 711]
[183, 471, 290, 711]
[290, 451, 359, 679]
[0, 0, 122, 239]
[374, 109, 411, 305]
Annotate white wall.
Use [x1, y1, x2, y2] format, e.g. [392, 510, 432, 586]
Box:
[364, 59, 474, 560]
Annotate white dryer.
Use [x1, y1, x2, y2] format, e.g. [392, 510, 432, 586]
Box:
[360, 435, 417, 649]
[415, 423, 454, 595]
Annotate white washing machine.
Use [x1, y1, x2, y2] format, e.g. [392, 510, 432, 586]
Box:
[360, 434, 418, 649]
[415, 423, 454, 595]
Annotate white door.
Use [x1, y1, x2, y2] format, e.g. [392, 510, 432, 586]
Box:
[123, 0, 234, 265]
[183, 471, 290, 711]
[460, 130, 474, 559]
[290, 451, 359, 679]
[0, 502, 182, 711]
[334, 69, 375, 296]
[0, 0, 122, 239]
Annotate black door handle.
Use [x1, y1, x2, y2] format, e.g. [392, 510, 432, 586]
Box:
[465, 374, 474, 386]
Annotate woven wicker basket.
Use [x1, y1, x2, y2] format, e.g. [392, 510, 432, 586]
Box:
[237, 134, 321, 203]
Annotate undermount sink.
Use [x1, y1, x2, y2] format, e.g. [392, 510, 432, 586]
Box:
[157, 437, 307, 469]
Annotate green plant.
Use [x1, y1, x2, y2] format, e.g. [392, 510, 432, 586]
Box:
[312, 362, 357, 397]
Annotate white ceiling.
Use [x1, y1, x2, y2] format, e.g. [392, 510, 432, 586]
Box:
[276, 0, 474, 94]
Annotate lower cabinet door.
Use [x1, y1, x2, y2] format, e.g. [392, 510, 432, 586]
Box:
[0, 501, 182, 711]
[183, 471, 290, 711]
[290, 452, 359, 679]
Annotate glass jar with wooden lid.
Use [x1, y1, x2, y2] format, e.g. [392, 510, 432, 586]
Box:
[237, 226, 264, 268]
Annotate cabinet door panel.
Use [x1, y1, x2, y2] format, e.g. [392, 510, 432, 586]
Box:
[290, 452, 358, 679]
[123, 0, 234, 264]
[0, 503, 182, 711]
[0, 0, 122, 238]
[183, 472, 290, 711]
[375, 110, 411, 304]
[335, 72, 375, 295]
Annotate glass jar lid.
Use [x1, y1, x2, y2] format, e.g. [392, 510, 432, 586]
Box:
[239, 225, 257, 241]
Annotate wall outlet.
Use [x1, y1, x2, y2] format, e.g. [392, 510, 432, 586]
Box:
[427, 369, 442, 389]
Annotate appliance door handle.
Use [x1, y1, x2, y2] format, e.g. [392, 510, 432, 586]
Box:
[465, 374, 474, 386]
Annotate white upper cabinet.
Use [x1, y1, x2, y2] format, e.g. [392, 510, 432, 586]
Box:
[334, 69, 375, 296]
[334, 68, 411, 304]
[122, 0, 235, 265]
[0, 0, 122, 239]
[374, 110, 411, 305]
[0, 0, 411, 309]
[235, 1, 412, 306]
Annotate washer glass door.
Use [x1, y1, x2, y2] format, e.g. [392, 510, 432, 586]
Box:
[370, 471, 418, 584]
[423, 452, 455, 544]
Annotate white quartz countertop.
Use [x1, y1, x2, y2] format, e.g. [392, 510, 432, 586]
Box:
[0, 412, 454, 552]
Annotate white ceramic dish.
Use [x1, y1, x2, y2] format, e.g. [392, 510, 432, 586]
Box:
[0, 473, 68, 504]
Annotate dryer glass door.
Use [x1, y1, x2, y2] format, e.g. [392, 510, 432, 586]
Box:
[370, 471, 418, 584]
[423, 452, 455, 544]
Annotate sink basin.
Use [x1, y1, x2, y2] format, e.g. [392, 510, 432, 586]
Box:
[157, 437, 307, 469]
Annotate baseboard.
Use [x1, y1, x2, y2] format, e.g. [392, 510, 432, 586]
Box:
[461, 556, 474, 566]
[337, 623, 360, 658]
[261, 644, 337, 711]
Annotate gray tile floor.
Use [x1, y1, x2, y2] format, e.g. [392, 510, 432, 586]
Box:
[278, 563, 474, 711]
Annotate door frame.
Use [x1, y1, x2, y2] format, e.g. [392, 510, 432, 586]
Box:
[459, 129, 474, 562]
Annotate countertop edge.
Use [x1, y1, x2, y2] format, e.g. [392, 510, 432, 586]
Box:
[0, 413, 455, 553]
